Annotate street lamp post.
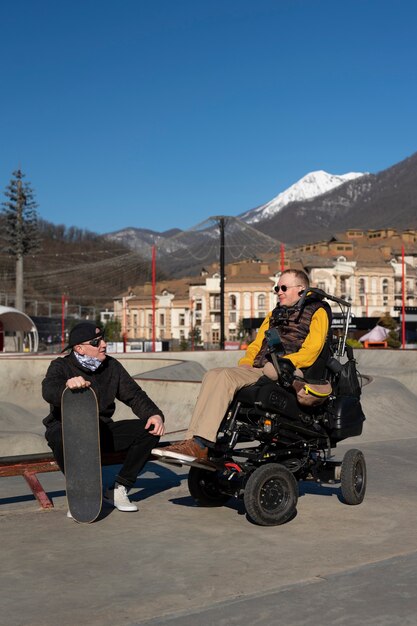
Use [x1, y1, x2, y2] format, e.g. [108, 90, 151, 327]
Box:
[219, 217, 225, 350]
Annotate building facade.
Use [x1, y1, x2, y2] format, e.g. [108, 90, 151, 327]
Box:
[112, 229, 417, 348]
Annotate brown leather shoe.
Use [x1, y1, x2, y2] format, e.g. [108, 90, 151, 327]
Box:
[152, 439, 208, 462]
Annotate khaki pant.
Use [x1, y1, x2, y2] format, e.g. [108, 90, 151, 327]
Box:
[186, 366, 264, 443]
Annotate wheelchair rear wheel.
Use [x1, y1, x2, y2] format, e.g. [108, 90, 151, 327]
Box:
[340, 448, 367, 505]
[244, 463, 298, 526]
[188, 467, 230, 507]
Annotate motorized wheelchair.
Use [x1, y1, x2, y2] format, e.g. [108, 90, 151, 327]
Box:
[186, 288, 367, 526]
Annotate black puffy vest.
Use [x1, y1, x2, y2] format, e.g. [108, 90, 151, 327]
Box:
[253, 298, 332, 379]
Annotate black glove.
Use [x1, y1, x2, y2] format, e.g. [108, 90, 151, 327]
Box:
[277, 358, 296, 388]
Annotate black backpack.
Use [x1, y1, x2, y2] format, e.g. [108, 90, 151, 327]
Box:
[333, 345, 362, 398]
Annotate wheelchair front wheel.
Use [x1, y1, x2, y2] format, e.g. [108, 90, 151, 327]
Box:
[244, 463, 298, 526]
[188, 467, 230, 507]
[340, 449, 367, 505]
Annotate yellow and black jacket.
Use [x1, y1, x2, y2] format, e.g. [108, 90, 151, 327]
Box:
[239, 297, 331, 376]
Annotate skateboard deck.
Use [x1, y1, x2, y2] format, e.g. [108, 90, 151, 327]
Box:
[62, 387, 102, 523]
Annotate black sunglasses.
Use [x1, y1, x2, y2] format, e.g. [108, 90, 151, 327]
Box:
[83, 334, 105, 347]
[274, 284, 303, 293]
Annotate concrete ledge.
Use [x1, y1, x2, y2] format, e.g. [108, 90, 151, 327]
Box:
[1, 349, 416, 455]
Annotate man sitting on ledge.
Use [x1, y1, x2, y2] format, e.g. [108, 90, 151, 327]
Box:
[152, 269, 330, 463]
[42, 321, 165, 514]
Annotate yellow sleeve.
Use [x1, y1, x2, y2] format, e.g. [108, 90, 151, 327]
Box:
[283, 308, 329, 369]
[238, 313, 271, 367]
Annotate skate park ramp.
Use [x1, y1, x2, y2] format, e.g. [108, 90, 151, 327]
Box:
[353, 349, 417, 442]
[0, 352, 240, 455]
[137, 359, 206, 381]
[0, 349, 417, 453]
[0, 354, 199, 455]
[131, 349, 417, 446]
[359, 375, 417, 442]
[1, 349, 417, 625]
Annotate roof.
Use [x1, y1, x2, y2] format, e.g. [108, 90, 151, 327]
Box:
[0, 306, 39, 352]
[0, 306, 38, 333]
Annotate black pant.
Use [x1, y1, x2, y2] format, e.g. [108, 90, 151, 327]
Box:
[45, 419, 160, 488]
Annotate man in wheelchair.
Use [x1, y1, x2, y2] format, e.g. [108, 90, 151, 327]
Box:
[153, 269, 366, 525]
[152, 269, 332, 464]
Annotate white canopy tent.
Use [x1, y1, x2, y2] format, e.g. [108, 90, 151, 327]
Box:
[0, 306, 39, 353]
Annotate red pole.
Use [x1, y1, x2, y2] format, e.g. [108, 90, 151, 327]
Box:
[190, 298, 194, 351]
[402, 244, 406, 349]
[152, 245, 156, 353]
[61, 295, 67, 351]
[280, 243, 285, 271]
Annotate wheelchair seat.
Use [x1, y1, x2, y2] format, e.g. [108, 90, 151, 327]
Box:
[234, 377, 302, 421]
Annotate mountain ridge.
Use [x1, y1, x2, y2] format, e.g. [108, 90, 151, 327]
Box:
[103, 151, 417, 256]
[254, 152, 417, 244]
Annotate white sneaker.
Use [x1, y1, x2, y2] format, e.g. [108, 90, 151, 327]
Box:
[104, 483, 138, 512]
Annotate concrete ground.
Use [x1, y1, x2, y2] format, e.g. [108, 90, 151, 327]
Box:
[0, 350, 417, 625]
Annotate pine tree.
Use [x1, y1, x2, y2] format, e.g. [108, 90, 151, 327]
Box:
[1, 169, 40, 311]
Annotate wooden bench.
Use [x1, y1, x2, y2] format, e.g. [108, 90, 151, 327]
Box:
[0, 445, 175, 510]
[0, 451, 127, 509]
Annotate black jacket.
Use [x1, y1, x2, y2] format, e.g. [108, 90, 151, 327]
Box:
[42, 353, 164, 428]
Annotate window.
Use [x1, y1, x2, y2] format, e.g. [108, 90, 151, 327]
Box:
[229, 295, 237, 310]
[210, 295, 221, 310]
[358, 278, 365, 294]
[257, 294, 266, 309]
[382, 279, 389, 295]
[179, 313, 185, 326]
[159, 313, 165, 327]
[212, 330, 220, 343]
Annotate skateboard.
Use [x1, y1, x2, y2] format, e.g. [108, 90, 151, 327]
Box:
[61, 387, 102, 523]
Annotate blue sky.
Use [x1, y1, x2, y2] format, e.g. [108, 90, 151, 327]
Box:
[1, 0, 416, 235]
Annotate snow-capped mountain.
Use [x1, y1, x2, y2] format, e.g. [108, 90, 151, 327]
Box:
[241, 170, 365, 224]
[103, 152, 417, 270]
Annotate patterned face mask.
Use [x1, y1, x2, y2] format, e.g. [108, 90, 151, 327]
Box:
[73, 351, 103, 371]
